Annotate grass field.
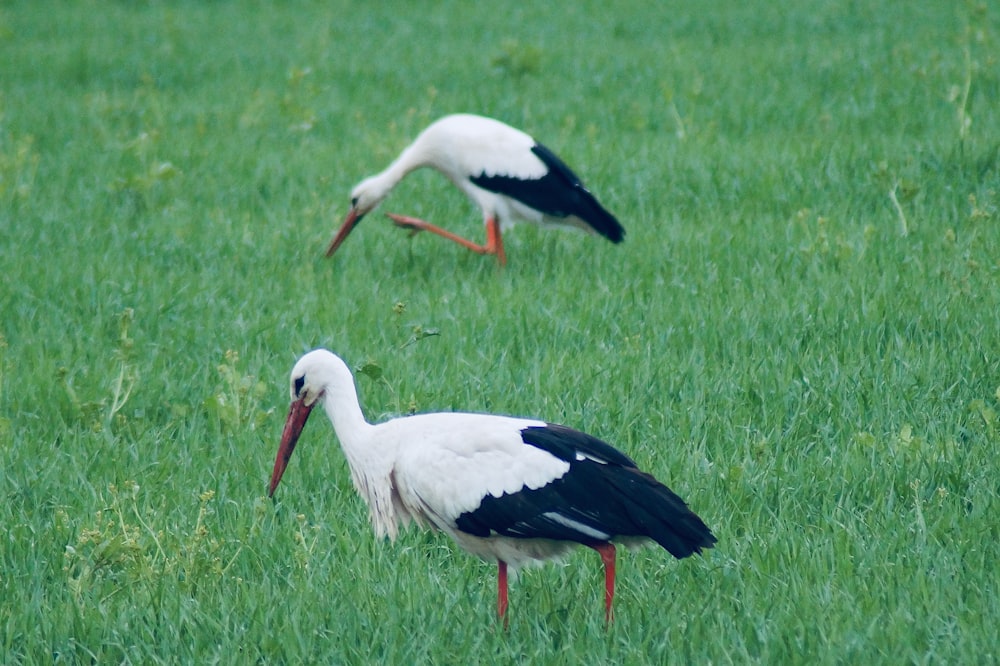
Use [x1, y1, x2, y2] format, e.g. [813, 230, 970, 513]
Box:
[2, 0, 999, 662]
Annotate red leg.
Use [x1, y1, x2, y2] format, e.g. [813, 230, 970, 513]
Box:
[386, 213, 507, 266]
[498, 560, 510, 629]
[486, 217, 506, 266]
[589, 543, 616, 625]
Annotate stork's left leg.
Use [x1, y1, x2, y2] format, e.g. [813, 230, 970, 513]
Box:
[386, 213, 507, 266]
[588, 542, 617, 625]
[497, 559, 510, 629]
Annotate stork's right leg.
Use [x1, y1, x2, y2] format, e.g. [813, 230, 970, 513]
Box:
[386, 213, 507, 266]
[588, 542, 617, 626]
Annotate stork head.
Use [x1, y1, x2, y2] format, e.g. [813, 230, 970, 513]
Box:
[325, 175, 392, 258]
[268, 350, 338, 496]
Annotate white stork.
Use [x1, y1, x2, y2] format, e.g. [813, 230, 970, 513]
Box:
[325, 114, 625, 265]
[268, 349, 715, 626]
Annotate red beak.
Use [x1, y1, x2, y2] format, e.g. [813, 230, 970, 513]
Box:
[325, 209, 365, 258]
[269, 397, 316, 496]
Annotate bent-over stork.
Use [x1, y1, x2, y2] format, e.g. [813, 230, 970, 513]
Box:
[269, 350, 715, 625]
[325, 114, 625, 265]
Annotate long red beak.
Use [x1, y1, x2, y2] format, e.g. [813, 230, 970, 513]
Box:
[325, 209, 365, 258]
[269, 397, 316, 496]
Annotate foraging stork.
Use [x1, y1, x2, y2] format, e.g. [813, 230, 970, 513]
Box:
[325, 114, 625, 265]
[268, 349, 715, 625]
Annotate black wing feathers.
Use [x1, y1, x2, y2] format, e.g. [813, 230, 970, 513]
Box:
[468, 143, 625, 243]
[520, 424, 637, 467]
[454, 424, 716, 559]
[601, 465, 717, 558]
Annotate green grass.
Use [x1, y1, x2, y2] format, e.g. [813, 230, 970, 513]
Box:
[2, 0, 999, 662]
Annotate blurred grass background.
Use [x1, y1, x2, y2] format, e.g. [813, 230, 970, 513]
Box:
[1, 0, 999, 662]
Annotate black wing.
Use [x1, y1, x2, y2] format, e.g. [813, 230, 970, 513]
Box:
[520, 423, 638, 467]
[454, 424, 716, 559]
[469, 143, 625, 243]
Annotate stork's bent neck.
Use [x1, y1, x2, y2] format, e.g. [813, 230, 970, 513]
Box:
[364, 141, 431, 202]
[320, 379, 371, 445]
[319, 378, 404, 539]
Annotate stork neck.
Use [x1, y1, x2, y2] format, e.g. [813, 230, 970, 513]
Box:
[377, 143, 426, 190]
[319, 369, 399, 539]
[320, 377, 372, 446]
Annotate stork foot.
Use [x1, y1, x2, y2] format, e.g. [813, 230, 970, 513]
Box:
[387, 213, 430, 235]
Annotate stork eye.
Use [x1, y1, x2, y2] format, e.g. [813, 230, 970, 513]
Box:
[293, 375, 305, 397]
[351, 196, 359, 208]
